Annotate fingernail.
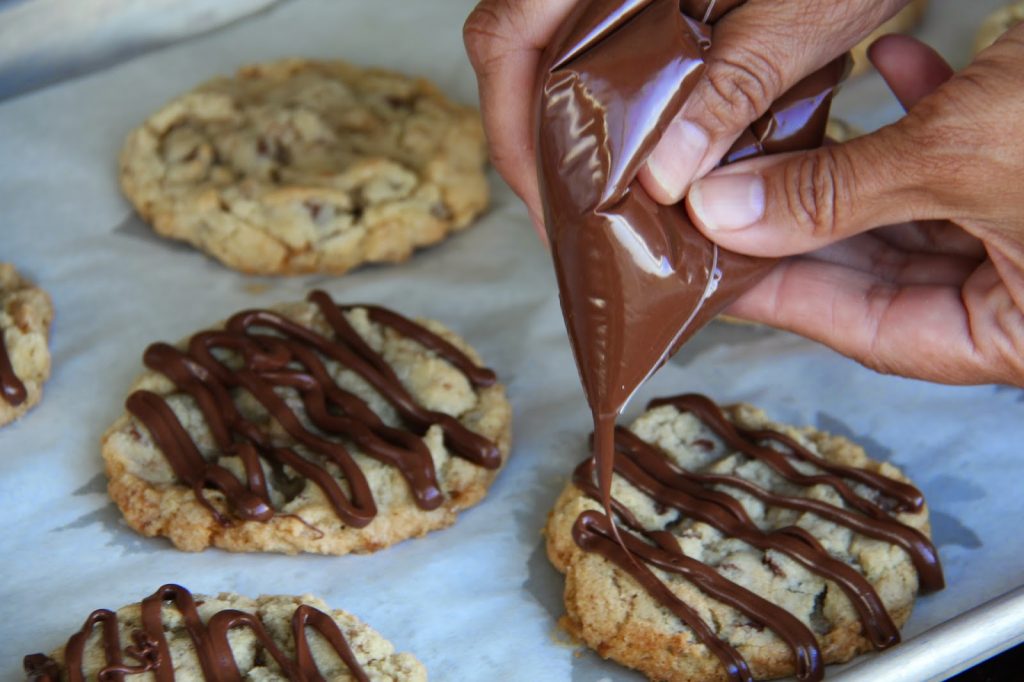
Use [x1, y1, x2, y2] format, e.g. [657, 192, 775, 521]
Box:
[646, 120, 709, 201]
[690, 174, 765, 232]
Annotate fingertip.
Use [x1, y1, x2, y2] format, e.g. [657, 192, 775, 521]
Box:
[866, 33, 908, 65]
[687, 173, 765, 234]
[638, 118, 710, 205]
[637, 164, 679, 205]
[867, 34, 954, 110]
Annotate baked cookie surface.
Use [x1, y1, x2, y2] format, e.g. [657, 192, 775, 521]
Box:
[24, 584, 426, 681]
[119, 59, 489, 275]
[0, 263, 53, 427]
[825, 119, 862, 144]
[546, 394, 942, 682]
[975, 1, 1024, 54]
[102, 290, 511, 554]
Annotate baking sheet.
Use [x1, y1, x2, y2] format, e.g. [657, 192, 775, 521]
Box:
[1, 0, 1022, 679]
[0, 0, 283, 100]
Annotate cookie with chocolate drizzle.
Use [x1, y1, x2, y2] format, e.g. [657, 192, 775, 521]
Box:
[101, 290, 511, 554]
[545, 395, 942, 682]
[24, 584, 426, 681]
[0, 263, 53, 427]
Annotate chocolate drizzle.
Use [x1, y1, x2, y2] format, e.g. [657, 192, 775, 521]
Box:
[569, 394, 944, 682]
[23, 584, 371, 682]
[0, 332, 27, 406]
[123, 289, 499, 529]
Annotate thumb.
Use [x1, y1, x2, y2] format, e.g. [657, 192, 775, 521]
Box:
[685, 126, 933, 258]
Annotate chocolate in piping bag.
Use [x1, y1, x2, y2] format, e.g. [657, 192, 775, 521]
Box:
[535, 0, 847, 497]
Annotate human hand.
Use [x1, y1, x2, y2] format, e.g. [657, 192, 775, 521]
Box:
[463, 0, 916, 235]
[687, 31, 1024, 386]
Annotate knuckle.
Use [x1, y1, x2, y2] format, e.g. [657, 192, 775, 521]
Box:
[702, 47, 783, 129]
[781, 149, 850, 240]
[463, 2, 511, 69]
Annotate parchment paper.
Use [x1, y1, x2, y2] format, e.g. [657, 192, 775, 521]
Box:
[0, 0, 282, 100]
[1, 1, 1021, 680]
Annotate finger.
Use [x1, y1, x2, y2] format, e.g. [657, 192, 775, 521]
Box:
[868, 34, 954, 110]
[638, 0, 909, 204]
[811, 233, 982, 286]
[463, 0, 577, 237]
[684, 121, 943, 258]
[725, 258, 1000, 384]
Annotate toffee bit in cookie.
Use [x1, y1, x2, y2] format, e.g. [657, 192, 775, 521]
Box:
[304, 200, 324, 221]
[762, 554, 786, 578]
[430, 202, 453, 220]
[23, 585, 425, 681]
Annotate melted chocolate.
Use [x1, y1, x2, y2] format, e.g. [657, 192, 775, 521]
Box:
[123, 290, 499, 530]
[24, 584, 371, 682]
[0, 331, 27, 406]
[568, 394, 944, 682]
[536, 0, 846, 529]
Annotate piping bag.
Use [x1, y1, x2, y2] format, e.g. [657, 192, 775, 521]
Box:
[535, 0, 847, 506]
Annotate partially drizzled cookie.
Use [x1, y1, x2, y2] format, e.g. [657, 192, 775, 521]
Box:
[0, 263, 53, 427]
[24, 584, 426, 681]
[119, 59, 489, 275]
[545, 394, 942, 682]
[102, 290, 511, 554]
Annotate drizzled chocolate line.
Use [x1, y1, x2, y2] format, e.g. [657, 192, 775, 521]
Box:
[124, 290, 499, 529]
[0, 335, 27, 406]
[570, 395, 944, 682]
[573, 511, 821, 682]
[647, 396, 943, 590]
[23, 584, 370, 682]
[649, 394, 926, 516]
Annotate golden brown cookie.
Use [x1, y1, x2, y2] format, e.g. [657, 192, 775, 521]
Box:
[24, 584, 426, 681]
[119, 59, 489, 275]
[826, 118, 863, 144]
[546, 394, 941, 682]
[102, 290, 511, 554]
[0, 263, 53, 427]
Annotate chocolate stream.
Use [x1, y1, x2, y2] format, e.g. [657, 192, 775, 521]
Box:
[536, 0, 849, 530]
